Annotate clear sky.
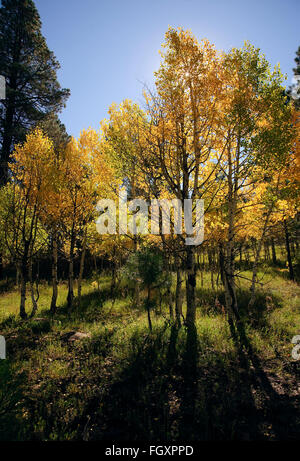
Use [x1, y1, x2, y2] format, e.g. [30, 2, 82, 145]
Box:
[35, 0, 300, 137]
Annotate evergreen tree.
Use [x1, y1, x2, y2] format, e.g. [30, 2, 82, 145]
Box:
[293, 46, 300, 75]
[36, 112, 70, 154]
[288, 46, 300, 108]
[0, 0, 70, 184]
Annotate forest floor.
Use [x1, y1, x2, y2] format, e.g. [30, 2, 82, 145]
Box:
[0, 264, 299, 441]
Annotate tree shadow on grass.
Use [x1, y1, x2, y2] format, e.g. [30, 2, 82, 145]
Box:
[5, 315, 296, 441]
[0, 360, 27, 440]
[266, 265, 300, 283]
[226, 308, 300, 440]
[195, 284, 299, 439]
[231, 319, 300, 440]
[84, 322, 269, 441]
[1, 282, 298, 441]
[50, 284, 146, 325]
[196, 286, 283, 331]
[177, 322, 263, 441]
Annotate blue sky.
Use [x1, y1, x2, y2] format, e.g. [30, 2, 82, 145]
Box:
[35, 0, 300, 137]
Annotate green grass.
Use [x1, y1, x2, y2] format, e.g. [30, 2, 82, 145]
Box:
[0, 266, 299, 441]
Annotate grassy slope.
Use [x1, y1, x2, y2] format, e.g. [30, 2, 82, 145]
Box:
[0, 267, 299, 441]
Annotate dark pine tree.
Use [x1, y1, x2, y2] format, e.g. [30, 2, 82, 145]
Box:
[293, 46, 300, 75]
[0, 0, 70, 184]
[36, 112, 70, 154]
[288, 46, 300, 109]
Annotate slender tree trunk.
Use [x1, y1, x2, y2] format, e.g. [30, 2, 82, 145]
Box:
[185, 246, 196, 327]
[146, 286, 152, 332]
[168, 291, 174, 320]
[219, 244, 225, 286]
[200, 249, 204, 287]
[67, 232, 75, 310]
[291, 242, 296, 258]
[251, 240, 257, 260]
[249, 205, 274, 309]
[224, 190, 238, 321]
[133, 238, 140, 307]
[284, 220, 294, 281]
[29, 256, 38, 318]
[67, 256, 74, 310]
[165, 260, 174, 321]
[197, 253, 200, 270]
[175, 256, 183, 326]
[16, 263, 20, 287]
[245, 248, 250, 265]
[219, 244, 236, 336]
[249, 246, 262, 308]
[50, 232, 58, 314]
[208, 249, 215, 291]
[110, 248, 116, 298]
[224, 247, 238, 322]
[271, 238, 277, 265]
[20, 256, 27, 319]
[93, 254, 97, 271]
[77, 228, 87, 308]
[131, 175, 140, 307]
[161, 238, 174, 320]
[222, 141, 240, 326]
